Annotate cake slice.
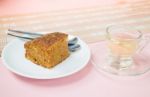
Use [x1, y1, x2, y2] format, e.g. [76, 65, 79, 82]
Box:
[24, 32, 70, 68]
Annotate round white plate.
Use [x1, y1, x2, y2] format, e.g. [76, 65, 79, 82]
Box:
[1, 35, 90, 79]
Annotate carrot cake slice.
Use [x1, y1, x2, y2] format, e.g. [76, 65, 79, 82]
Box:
[24, 32, 69, 68]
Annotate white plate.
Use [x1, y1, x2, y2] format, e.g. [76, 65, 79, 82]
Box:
[1, 35, 90, 79]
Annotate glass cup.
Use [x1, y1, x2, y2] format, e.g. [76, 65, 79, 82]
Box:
[106, 25, 142, 70]
[91, 25, 150, 76]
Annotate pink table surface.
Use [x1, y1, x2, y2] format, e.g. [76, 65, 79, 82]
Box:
[1, 0, 150, 97]
[1, 43, 150, 97]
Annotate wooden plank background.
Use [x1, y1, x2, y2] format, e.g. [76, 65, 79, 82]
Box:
[0, 0, 150, 55]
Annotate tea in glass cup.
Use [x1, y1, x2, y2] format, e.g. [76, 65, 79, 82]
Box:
[109, 34, 138, 58]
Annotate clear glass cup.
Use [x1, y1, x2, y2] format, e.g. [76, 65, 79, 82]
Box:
[91, 25, 150, 76]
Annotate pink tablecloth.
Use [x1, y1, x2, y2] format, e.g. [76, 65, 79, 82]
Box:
[1, 0, 150, 97]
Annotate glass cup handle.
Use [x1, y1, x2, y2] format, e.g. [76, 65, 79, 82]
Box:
[137, 36, 150, 53]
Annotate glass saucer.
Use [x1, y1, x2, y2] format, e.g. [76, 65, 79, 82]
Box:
[91, 41, 150, 76]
